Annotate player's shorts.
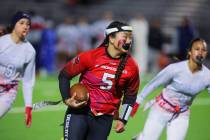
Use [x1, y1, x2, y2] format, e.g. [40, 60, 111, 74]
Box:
[0, 84, 18, 118]
[63, 107, 113, 140]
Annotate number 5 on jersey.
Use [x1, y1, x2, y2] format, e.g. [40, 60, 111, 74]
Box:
[100, 73, 115, 90]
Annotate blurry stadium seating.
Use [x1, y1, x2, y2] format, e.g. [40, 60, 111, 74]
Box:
[0, 0, 209, 66]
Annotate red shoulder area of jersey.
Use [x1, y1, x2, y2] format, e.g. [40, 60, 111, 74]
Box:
[79, 46, 106, 61]
[126, 55, 140, 72]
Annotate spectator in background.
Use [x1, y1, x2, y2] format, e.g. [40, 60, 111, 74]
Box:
[130, 14, 149, 77]
[77, 16, 92, 53]
[148, 19, 164, 74]
[56, 17, 80, 71]
[39, 19, 56, 76]
[27, 10, 45, 75]
[177, 16, 198, 60]
[91, 11, 113, 48]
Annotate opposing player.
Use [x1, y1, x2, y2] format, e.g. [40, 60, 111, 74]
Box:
[58, 21, 140, 140]
[131, 38, 210, 140]
[0, 11, 36, 128]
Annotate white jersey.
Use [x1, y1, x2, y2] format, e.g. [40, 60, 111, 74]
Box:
[137, 60, 210, 107]
[0, 34, 35, 107]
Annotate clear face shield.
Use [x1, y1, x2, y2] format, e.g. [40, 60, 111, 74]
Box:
[195, 56, 205, 65]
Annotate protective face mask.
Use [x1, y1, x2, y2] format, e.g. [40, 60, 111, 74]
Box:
[195, 56, 204, 64]
[122, 43, 131, 50]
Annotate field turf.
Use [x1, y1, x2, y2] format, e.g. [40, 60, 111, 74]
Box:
[0, 76, 210, 140]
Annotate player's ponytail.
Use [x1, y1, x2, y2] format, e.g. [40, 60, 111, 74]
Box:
[115, 53, 129, 89]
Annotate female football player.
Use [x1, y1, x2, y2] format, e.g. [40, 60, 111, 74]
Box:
[58, 21, 140, 140]
[0, 11, 36, 128]
[131, 38, 210, 140]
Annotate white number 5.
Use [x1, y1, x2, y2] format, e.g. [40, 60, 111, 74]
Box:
[100, 73, 115, 90]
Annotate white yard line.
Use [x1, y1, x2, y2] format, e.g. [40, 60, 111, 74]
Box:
[8, 98, 210, 114]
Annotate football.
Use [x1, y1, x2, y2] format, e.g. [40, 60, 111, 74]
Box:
[70, 83, 89, 103]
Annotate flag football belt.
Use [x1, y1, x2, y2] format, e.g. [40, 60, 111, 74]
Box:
[156, 93, 189, 122]
[0, 83, 18, 93]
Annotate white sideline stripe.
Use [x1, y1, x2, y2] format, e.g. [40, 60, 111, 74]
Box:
[8, 98, 210, 114]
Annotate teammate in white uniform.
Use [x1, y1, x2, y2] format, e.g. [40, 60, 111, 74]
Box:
[0, 11, 35, 128]
[131, 38, 210, 140]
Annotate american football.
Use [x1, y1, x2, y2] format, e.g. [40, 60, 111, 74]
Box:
[70, 83, 89, 103]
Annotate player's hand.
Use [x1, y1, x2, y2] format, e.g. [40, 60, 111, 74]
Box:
[130, 103, 140, 117]
[25, 106, 32, 128]
[114, 120, 125, 133]
[64, 92, 87, 108]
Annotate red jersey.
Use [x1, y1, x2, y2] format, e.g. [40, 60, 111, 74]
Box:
[64, 46, 140, 115]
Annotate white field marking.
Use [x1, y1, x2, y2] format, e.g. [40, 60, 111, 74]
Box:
[8, 98, 210, 114]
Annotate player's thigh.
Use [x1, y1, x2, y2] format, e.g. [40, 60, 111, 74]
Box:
[63, 113, 88, 140]
[140, 106, 169, 140]
[167, 112, 189, 140]
[0, 93, 16, 118]
[86, 114, 113, 140]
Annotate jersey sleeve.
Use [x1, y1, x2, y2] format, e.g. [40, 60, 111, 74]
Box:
[118, 64, 140, 124]
[63, 51, 93, 78]
[136, 64, 175, 104]
[22, 51, 36, 107]
[123, 65, 140, 105]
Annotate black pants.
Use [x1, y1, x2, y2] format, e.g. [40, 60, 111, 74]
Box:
[63, 107, 113, 140]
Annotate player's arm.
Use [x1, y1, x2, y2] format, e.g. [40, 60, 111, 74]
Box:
[131, 64, 175, 117]
[58, 69, 72, 101]
[120, 67, 140, 123]
[115, 66, 140, 133]
[58, 52, 92, 105]
[22, 51, 36, 128]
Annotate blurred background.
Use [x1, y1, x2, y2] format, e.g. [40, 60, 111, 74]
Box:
[0, 0, 210, 140]
[0, 0, 210, 77]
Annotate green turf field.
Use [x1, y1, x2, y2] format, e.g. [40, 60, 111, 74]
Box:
[0, 76, 210, 140]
